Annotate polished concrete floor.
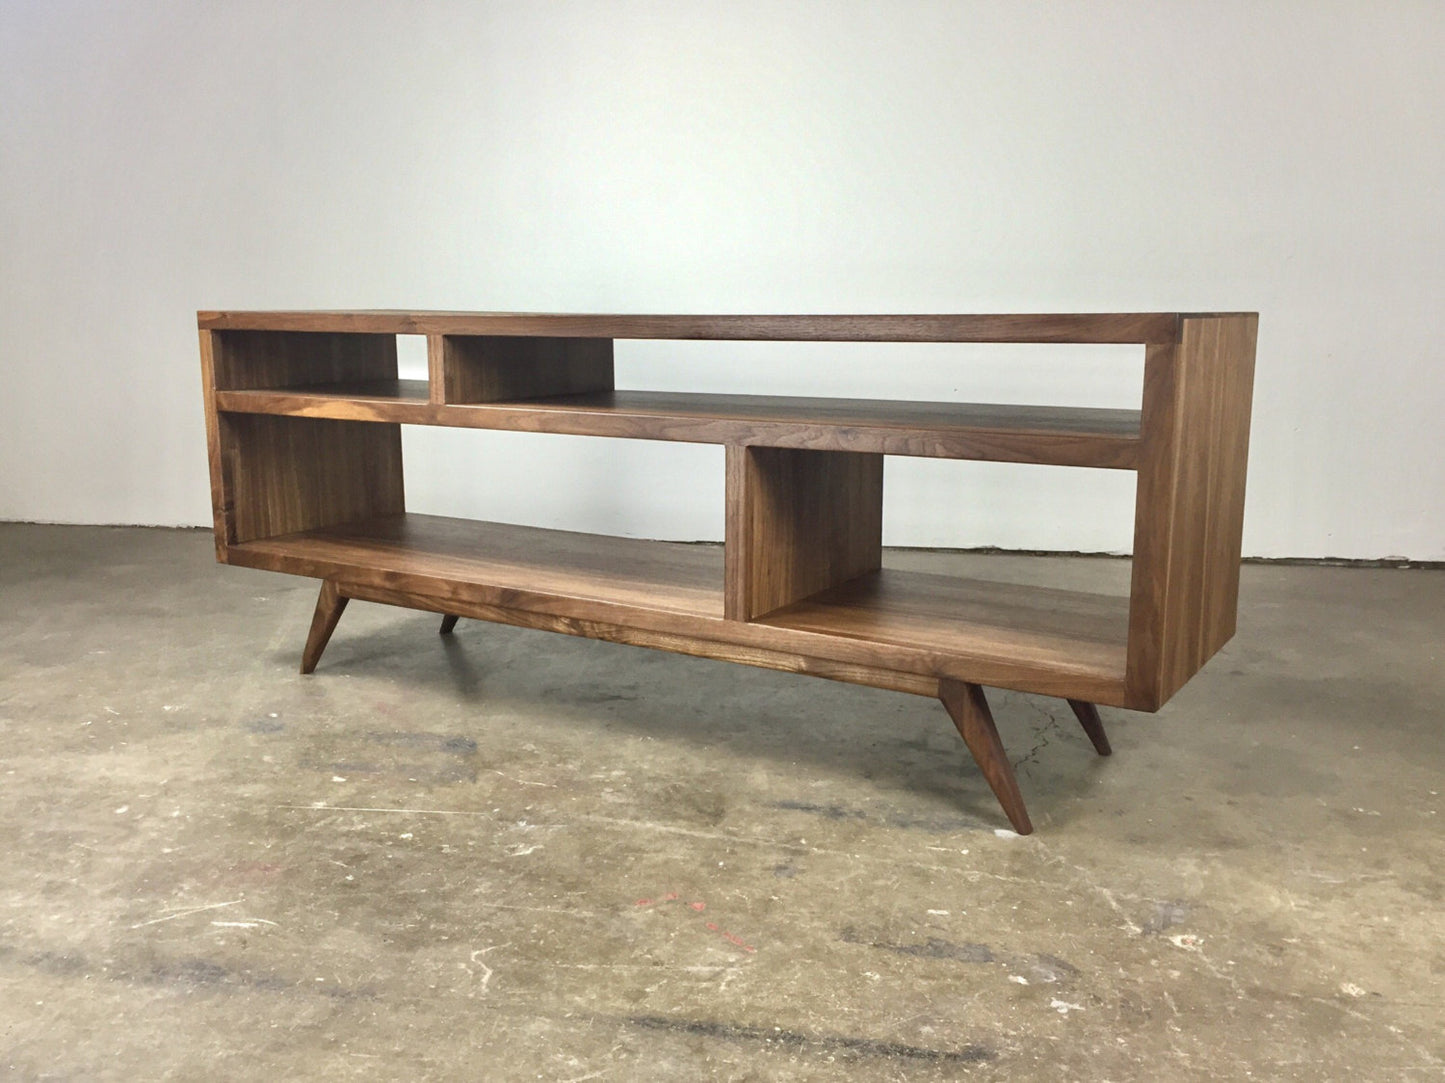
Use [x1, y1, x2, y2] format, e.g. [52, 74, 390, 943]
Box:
[0, 523, 1441, 1081]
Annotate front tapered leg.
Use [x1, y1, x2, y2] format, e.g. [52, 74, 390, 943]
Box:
[1067, 699, 1112, 756]
[300, 579, 348, 674]
[439, 614, 460, 635]
[939, 678, 1033, 835]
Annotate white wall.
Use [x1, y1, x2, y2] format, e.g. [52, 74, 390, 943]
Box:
[2, 1, 1441, 558]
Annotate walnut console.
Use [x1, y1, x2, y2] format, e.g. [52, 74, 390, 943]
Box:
[198, 311, 1257, 834]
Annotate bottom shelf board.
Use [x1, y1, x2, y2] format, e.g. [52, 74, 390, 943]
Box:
[225, 513, 1130, 698]
[229, 513, 725, 619]
[757, 566, 1130, 685]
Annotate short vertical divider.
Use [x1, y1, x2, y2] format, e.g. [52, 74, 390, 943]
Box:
[724, 445, 884, 621]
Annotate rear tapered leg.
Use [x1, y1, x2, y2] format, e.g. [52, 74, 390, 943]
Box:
[300, 579, 348, 674]
[1067, 699, 1112, 756]
[939, 678, 1032, 835]
[439, 614, 460, 635]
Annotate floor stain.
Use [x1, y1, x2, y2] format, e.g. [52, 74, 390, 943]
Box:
[624, 1014, 995, 1064]
[841, 926, 1080, 985]
[1, 942, 377, 1000]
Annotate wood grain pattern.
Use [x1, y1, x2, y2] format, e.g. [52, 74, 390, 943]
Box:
[198, 310, 1189, 344]
[758, 566, 1130, 698]
[240, 513, 725, 618]
[212, 387, 1142, 468]
[1125, 315, 1258, 708]
[426, 334, 446, 405]
[338, 579, 941, 697]
[939, 679, 1032, 834]
[222, 513, 1132, 704]
[221, 414, 404, 544]
[1067, 699, 1112, 756]
[198, 329, 230, 559]
[199, 310, 1255, 719]
[442, 336, 614, 403]
[300, 579, 348, 674]
[209, 330, 397, 390]
[726, 446, 883, 620]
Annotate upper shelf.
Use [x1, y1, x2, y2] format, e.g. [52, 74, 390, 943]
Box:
[214, 385, 1142, 468]
[196, 310, 1223, 345]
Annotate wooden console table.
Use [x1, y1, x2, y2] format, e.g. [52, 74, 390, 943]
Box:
[198, 311, 1257, 834]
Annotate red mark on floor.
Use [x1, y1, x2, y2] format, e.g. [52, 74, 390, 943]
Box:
[633, 890, 755, 953]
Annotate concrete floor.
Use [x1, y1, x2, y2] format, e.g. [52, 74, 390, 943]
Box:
[0, 523, 1441, 1081]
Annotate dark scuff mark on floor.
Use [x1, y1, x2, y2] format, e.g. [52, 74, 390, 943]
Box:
[1141, 899, 1192, 935]
[360, 730, 478, 755]
[841, 926, 1080, 984]
[840, 925, 993, 963]
[772, 800, 867, 821]
[624, 1014, 995, 1064]
[1, 942, 377, 1000]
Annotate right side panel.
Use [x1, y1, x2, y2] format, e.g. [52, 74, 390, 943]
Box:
[1127, 315, 1258, 709]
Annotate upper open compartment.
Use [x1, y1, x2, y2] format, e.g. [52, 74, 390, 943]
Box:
[207, 329, 431, 405]
[202, 310, 1191, 468]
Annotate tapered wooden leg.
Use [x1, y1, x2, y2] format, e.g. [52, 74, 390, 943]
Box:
[439, 614, 460, 635]
[1067, 699, 1112, 756]
[939, 678, 1033, 835]
[300, 579, 348, 674]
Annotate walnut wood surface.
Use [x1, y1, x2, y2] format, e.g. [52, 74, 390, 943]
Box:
[199, 310, 1189, 344]
[300, 579, 348, 674]
[757, 567, 1130, 699]
[1126, 314, 1258, 708]
[198, 330, 228, 558]
[442, 336, 614, 403]
[212, 386, 1142, 468]
[209, 330, 397, 390]
[338, 579, 942, 697]
[199, 309, 1257, 728]
[726, 447, 883, 620]
[223, 513, 1132, 705]
[939, 679, 1032, 834]
[1067, 699, 1112, 756]
[221, 414, 404, 545]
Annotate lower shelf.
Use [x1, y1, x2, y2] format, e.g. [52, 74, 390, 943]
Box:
[230, 513, 725, 619]
[225, 513, 1131, 705]
[757, 568, 1129, 690]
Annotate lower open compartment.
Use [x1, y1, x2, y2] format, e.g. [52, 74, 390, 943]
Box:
[227, 512, 724, 622]
[214, 413, 1132, 705]
[726, 444, 1134, 704]
[224, 511, 1131, 706]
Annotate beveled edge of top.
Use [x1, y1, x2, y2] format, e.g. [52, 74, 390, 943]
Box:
[197, 310, 1256, 344]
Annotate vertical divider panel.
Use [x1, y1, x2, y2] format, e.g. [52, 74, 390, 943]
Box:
[725, 445, 884, 621]
[427, 334, 447, 405]
[440, 336, 614, 403]
[1126, 315, 1258, 708]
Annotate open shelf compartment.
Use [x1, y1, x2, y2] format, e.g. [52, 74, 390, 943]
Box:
[228, 513, 725, 622]
[224, 511, 1131, 705]
[755, 565, 1130, 697]
[206, 329, 433, 405]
